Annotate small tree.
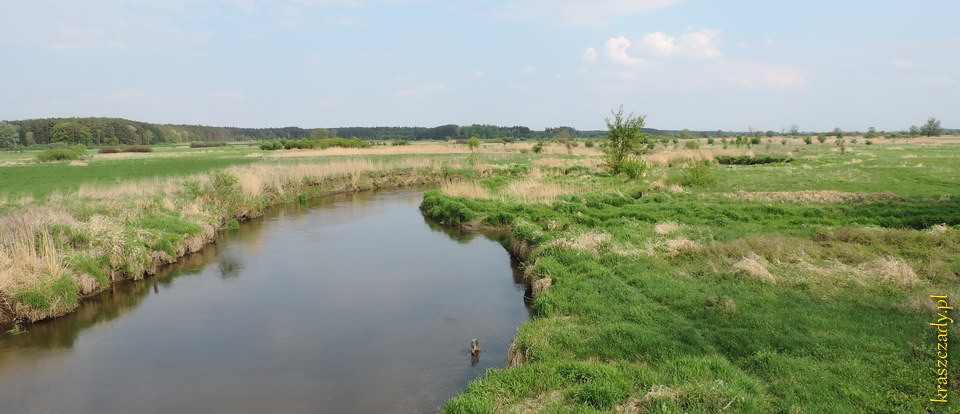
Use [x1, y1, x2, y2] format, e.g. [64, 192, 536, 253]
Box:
[765, 130, 775, 138]
[603, 106, 646, 174]
[467, 136, 480, 152]
[816, 134, 827, 144]
[836, 136, 847, 154]
[0, 122, 17, 148]
[921, 117, 943, 137]
[803, 136, 812, 145]
[310, 128, 330, 140]
[788, 124, 800, 135]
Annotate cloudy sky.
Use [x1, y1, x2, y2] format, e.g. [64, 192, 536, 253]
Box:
[0, 0, 957, 131]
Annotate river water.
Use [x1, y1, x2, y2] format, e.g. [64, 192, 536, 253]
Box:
[0, 188, 529, 413]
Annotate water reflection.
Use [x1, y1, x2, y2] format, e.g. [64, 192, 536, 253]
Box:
[0, 188, 529, 414]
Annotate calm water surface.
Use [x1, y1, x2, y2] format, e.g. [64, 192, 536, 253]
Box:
[0, 189, 529, 413]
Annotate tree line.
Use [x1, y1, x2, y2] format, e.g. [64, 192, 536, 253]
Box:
[0, 116, 953, 149]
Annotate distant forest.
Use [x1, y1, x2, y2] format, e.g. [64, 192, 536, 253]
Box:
[8, 117, 950, 147]
[4, 117, 617, 146]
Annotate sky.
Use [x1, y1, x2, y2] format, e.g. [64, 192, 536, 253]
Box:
[0, 0, 957, 131]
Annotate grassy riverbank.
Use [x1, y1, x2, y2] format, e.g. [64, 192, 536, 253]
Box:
[425, 143, 960, 412]
[0, 154, 519, 325]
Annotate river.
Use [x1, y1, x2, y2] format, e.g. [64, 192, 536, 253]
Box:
[0, 188, 529, 413]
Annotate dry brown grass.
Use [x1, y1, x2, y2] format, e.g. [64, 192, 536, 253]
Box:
[665, 237, 697, 256]
[501, 179, 581, 202]
[720, 190, 902, 204]
[733, 253, 776, 283]
[550, 231, 612, 256]
[643, 148, 753, 167]
[617, 386, 685, 413]
[859, 256, 919, 288]
[441, 181, 490, 199]
[654, 221, 681, 235]
[75, 177, 187, 199]
[0, 209, 76, 308]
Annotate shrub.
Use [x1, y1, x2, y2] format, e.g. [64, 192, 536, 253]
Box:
[803, 136, 812, 145]
[98, 146, 120, 153]
[678, 161, 716, 186]
[706, 137, 715, 145]
[620, 158, 647, 180]
[532, 141, 545, 154]
[392, 140, 409, 146]
[259, 139, 284, 150]
[122, 146, 153, 153]
[683, 140, 700, 150]
[189, 141, 228, 148]
[36, 145, 86, 162]
[715, 155, 793, 165]
[584, 139, 595, 148]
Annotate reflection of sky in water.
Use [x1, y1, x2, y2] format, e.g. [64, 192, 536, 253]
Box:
[0, 188, 529, 414]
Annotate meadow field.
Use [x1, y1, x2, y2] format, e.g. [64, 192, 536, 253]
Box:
[1, 137, 958, 412]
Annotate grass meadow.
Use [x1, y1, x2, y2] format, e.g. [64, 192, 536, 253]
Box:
[1, 137, 959, 412]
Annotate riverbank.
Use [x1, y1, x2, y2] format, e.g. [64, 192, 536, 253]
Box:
[423, 146, 960, 412]
[0, 157, 517, 327]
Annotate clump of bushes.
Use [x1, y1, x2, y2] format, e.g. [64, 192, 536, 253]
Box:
[37, 145, 87, 162]
[392, 140, 409, 146]
[98, 146, 120, 153]
[190, 141, 228, 148]
[683, 140, 700, 150]
[259, 138, 370, 151]
[259, 139, 284, 150]
[715, 155, 793, 165]
[122, 146, 153, 153]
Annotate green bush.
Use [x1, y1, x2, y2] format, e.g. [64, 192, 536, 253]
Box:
[392, 140, 409, 146]
[683, 140, 700, 149]
[190, 141, 228, 148]
[259, 139, 284, 150]
[532, 141, 545, 154]
[36, 145, 86, 162]
[678, 161, 716, 187]
[620, 158, 647, 180]
[715, 155, 793, 165]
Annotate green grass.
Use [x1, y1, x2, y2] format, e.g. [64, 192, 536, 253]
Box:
[426, 144, 960, 413]
[0, 152, 257, 199]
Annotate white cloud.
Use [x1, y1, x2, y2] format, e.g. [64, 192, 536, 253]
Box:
[395, 83, 455, 97]
[763, 38, 774, 46]
[720, 61, 806, 89]
[638, 29, 722, 58]
[554, 73, 563, 80]
[604, 36, 644, 65]
[581, 47, 598, 62]
[522, 66, 538, 74]
[468, 70, 485, 78]
[499, 0, 682, 27]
